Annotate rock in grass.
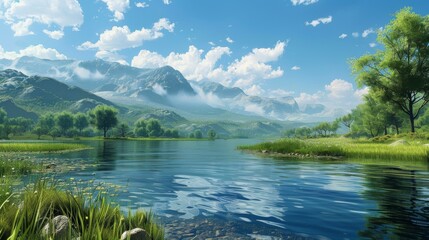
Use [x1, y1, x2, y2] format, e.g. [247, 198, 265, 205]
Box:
[121, 228, 148, 240]
[42, 215, 70, 240]
[389, 139, 410, 146]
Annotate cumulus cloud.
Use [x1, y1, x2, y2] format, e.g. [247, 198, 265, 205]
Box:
[135, 2, 149, 8]
[79, 18, 174, 52]
[339, 33, 347, 39]
[291, 0, 318, 5]
[132, 45, 231, 81]
[226, 37, 234, 43]
[291, 66, 301, 71]
[362, 28, 375, 38]
[101, 0, 129, 21]
[245, 85, 266, 96]
[295, 79, 369, 118]
[2, 0, 83, 37]
[0, 44, 67, 60]
[369, 43, 377, 48]
[43, 30, 64, 40]
[163, 0, 172, 5]
[73, 66, 104, 79]
[325, 79, 353, 98]
[132, 41, 286, 90]
[305, 16, 332, 27]
[95, 50, 128, 65]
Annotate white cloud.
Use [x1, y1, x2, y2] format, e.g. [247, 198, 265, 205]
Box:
[135, 2, 149, 8]
[78, 18, 174, 52]
[291, 0, 318, 6]
[43, 29, 64, 40]
[73, 66, 104, 79]
[3, 0, 83, 37]
[245, 85, 265, 96]
[10, 19, 33, 36]
[226, 37, 234, 43]
[352, 32, 359, 38]
[163, 0, 172, 5]
[95, 50, 128, 65]
[339, 33, 347, 39]
[101, 0, 129, 21]
[305, 16, 332, 27]
[208, 41, 216, 46]
[291, 66, 301, 71]
[369, 43, 377, 48]
[132, 45, 231, 81]
[0, 44, 67, 60]
[132, 41, 286, 90]
[362, 28, 375, 38]
[325, 79, 353, 98]
[295, 79, 367, 119]
[270, 89, 294, 97]
[152, 83, 167, 96]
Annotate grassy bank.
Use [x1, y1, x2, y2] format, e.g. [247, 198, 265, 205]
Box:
[0, 180, 164, 240]
[0, 146, 164, 239]
[0, 143, 90, 153]
[238, 138, 429, 161]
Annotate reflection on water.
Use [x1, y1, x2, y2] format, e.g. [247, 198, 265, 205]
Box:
[38, 140, 429, 239]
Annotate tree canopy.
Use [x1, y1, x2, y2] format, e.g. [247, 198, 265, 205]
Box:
[351, 8, 429, 132]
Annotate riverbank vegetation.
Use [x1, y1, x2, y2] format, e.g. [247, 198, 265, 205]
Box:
[239, 137, 429, 161]
[0, 152, 164, 239]
[0, 105, 217, 141]
[244, 8, 429, 161]
[0, 143, 89, 153]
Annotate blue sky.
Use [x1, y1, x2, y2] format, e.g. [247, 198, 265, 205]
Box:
[0, 0, 428, 112]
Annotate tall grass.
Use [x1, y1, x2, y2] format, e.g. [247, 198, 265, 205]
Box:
[0, 143, 89, 152]
[0, 180, 164, 240]
[239, 138, 429, 161]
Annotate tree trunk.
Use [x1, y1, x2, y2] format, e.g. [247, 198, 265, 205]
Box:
[409, 97, 415, 132]
[384, 126, 388, 135]
[103, 128, 107, 138]
[395, 124, 399, 135]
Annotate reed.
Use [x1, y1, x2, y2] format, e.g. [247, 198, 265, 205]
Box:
[0, 143, 89, 152]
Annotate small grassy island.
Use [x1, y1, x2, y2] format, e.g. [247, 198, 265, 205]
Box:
[239, 136, 429, 162]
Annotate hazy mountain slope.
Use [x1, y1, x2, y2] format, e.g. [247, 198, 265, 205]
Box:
[0, 69, 118, 115]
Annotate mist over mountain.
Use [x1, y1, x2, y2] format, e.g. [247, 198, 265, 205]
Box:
[0, 56, 326, 122]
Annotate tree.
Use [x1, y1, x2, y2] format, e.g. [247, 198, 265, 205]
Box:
[38, 113, 56, 134]
[49, 127, 61, 140]
[55, 112, 74, 136]
[189, 132, 195, 138]
[134, 120, 148, 137]
[313, 122, 331, 137]
[90, 105, 119, 138]
[340, 113, 353, 130]
[194, 130, 203, 139]
[352, 8, 429, 132]
[74, 113, 89, 135]
[117, 123, 129, 138]
[146, 119, 163, 137]
[207, 129, 216, 140]
[33, 126, 44, 140]
[0, 108, 7, 124]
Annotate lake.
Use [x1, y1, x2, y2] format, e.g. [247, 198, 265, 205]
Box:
[34, 139, 429, 239]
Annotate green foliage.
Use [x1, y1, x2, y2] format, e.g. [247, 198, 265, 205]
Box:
[74, 113, 89, 133]
[90, 105, 119, 138]
[0, 109, 6, 124]
[239, 138, 429, 161]
[134, 120, 148, 137]
[207, 129, 216, 140]
[55, 112, 74, 135]
[38, 113, 55, 134]
[116, 123, 130, 138]
[146, 119, 163, 137]
[0, 180, 164, 240]
[351, 8, 429, 132]
[194, 130, 203, 139]
[0, 143, 88, 152]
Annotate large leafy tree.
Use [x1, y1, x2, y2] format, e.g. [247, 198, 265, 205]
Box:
[55, 112, 74, 135]
[352, 8, 429, 132]
[74, 113, 89, 135]
[90, 105, 119, 138]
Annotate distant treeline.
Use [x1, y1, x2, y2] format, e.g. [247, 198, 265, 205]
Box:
[0, 105, 216, 139]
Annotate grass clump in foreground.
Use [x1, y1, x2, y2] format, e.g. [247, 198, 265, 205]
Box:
[0, 180, 164, 240]
[0, 143, 89, 153]
[238, 138, 429, 161]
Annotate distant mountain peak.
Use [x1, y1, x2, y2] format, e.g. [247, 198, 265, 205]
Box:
[0, 69, 27, 78]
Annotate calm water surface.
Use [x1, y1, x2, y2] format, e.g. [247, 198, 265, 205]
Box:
[35, 139, 429, 239]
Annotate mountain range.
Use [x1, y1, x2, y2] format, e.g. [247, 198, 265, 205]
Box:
[0, 56, 319, 121]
